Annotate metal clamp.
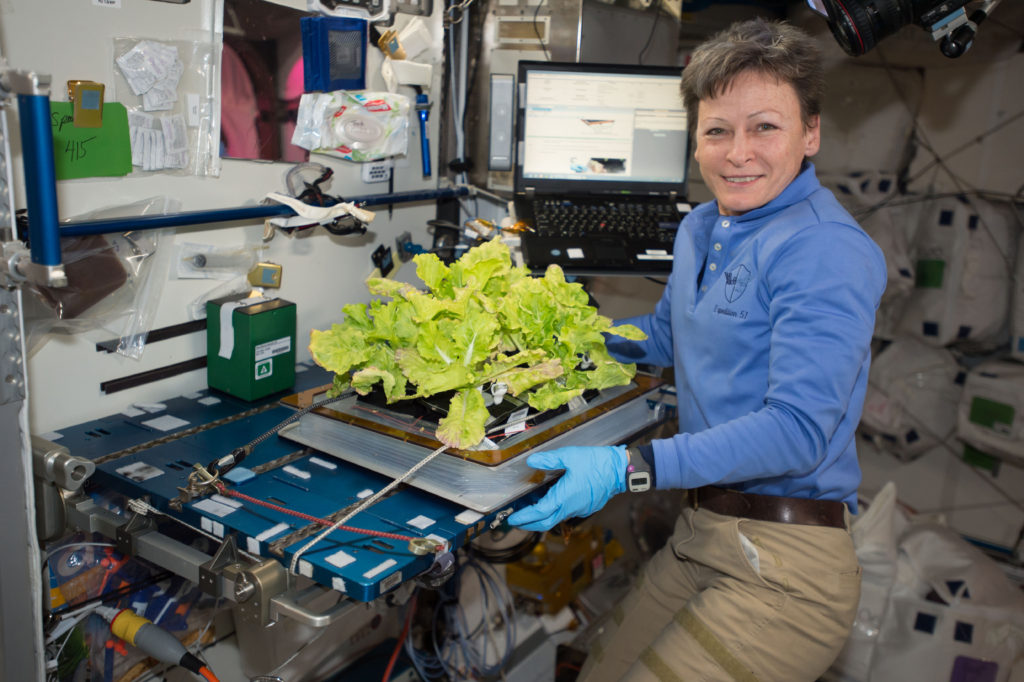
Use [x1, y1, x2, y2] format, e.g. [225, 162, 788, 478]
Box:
[115, 511, 157, 557]
[198, 535, 244, 598]
[169, 463, 220, 511]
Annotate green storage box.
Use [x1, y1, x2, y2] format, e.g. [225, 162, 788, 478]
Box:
[206, 295, 296, 401]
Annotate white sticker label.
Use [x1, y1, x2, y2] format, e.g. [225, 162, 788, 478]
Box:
[326, 550, 357, 568]
[408, 515, 436, 529]
[142, 415, 190, 432]
[637, 252, 673, 261]
[455, 509, 484, 525]
[255, 523, 291, 542]
[117, 461, 164, 482]
[504, 421, 527, 436]
[93, 0, 122, 7]
[255, 358, 273, 380]
[255, 336, 291, 361]
[364, 559, 398, 579]
[567, 247, 585, 259]
[504, 407, 530, 436]
[198, 396, 221, 406]
[186, 93, 201, 127]
[192, 498, 238, 518]
[282, 465, 311, 480]
[309, 457, 337, 470]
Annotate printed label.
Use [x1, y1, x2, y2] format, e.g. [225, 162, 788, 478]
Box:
[380, 571, 402, 592]
[255, 336, 291, 361]
[255, 358, 273, 380]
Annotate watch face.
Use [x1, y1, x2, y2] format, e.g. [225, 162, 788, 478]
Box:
[627, 471, 651, 493]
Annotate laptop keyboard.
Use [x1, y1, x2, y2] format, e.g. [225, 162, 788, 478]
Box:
[532, 198, 680, 244]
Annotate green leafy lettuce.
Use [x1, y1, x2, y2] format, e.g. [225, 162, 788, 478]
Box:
[309, 239, 646, 448]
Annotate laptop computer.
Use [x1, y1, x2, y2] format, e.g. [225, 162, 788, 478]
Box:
[513, 60, 691, 276]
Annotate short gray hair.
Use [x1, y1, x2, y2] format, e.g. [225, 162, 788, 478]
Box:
[681, 18, 824, 135]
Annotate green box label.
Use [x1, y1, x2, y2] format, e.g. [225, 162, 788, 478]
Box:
[255, 358, 273, 380]
[915, 259, 945, 288]
[968, 396, 1014, 434]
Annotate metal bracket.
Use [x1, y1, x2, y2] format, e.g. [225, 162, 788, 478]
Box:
[229, 559, 289, 627]
[115, 511, 157, 557]
[0, 288, 26, 405]
[198, 535, 244, 598]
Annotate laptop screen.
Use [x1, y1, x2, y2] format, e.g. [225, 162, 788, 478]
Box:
[515, 60, 688, 198]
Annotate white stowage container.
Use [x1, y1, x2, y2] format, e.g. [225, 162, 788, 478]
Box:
[897, 196, 1018, 351]
[859, 336, 963, 461]
[957, 359, 1024, 463]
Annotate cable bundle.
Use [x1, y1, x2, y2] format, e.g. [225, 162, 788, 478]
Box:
[402, 557, 518, 680]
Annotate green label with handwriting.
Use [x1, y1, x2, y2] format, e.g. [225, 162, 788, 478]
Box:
[50, 102, 131, 180]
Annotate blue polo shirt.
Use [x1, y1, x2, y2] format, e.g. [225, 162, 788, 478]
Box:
[606, 163, 886, 510]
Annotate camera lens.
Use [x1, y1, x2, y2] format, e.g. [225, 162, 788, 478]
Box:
[821, 0, 913, 55]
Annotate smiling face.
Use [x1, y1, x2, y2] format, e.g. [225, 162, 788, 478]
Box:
[693, 70, 821, 216]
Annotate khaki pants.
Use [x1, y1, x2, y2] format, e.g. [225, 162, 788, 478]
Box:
[579, 505, 861, 682]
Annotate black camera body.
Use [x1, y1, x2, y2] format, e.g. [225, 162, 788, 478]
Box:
[814, 0, 985, 57]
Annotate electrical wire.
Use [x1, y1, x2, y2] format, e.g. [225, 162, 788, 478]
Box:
[406, 556, 518, 679]
[637, 1, 663, 65]
[868, 48, 1019, 275]
[533, 0, 550, 61]
[383, 592, 418, 682]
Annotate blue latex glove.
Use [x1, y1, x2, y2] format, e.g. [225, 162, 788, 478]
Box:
[507, 445, 628, 531]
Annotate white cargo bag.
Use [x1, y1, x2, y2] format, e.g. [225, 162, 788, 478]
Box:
[897, 196, 1017, 351]
[860, 337, 963, 460]
[867, 523, 1024, 682]
[957, 359, 1024, 462]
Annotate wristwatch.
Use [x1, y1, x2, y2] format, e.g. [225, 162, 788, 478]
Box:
[625, 447, 652, 493]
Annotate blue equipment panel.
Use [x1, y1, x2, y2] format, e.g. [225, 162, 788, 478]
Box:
[51, 365, 544, 602]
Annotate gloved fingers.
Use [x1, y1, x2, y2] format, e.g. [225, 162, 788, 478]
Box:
[507, 490, 567, 530]
[512, 516, 561, 532]
[524, 451, 569, 471]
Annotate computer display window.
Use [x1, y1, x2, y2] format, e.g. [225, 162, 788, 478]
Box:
[520, 70, 687, 184]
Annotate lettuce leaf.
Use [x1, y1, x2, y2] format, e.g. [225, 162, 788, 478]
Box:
[308, 240, 647, 448]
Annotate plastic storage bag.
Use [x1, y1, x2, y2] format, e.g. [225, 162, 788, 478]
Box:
[291, 90, 410, 161]
[24, 197, 177, 359]
[113, 37, 220, 177]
